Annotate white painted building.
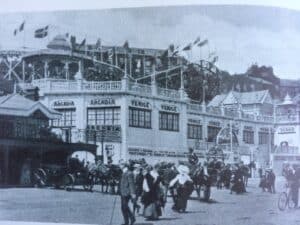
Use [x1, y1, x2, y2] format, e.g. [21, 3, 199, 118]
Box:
[13, 35, 279, 169]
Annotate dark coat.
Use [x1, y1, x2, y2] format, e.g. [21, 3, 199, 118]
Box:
[142, 173, 162, 206]
[120, 170, 135, 197]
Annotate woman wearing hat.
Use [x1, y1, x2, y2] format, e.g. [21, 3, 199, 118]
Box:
[169, 165, 193, 213]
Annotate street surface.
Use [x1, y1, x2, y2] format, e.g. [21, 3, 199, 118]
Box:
[0, 177, 299, 225]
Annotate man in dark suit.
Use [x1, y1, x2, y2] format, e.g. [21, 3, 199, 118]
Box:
[120, 162, 136, 225]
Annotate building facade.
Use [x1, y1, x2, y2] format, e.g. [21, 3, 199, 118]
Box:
[4, 35, 295, 174]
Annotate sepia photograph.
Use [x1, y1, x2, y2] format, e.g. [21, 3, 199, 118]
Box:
[0, 0, 300, 224]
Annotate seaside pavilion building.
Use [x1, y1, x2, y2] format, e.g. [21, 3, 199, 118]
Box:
[4, 34, 291, 173]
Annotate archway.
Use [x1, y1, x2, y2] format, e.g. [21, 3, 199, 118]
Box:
[216, 127, 239, 146]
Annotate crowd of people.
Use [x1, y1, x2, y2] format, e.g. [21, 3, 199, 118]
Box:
[117, 148, 252, 225]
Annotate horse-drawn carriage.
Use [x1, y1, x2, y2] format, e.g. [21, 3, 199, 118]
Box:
[90, 163, 122, 194]
[34, 156, 94, 191]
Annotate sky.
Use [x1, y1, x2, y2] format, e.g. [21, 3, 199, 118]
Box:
[0, 1, 300, 79]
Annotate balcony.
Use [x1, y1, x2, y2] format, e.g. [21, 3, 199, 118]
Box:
[276, 114, 299, 123]
[26, 79, 184, 101]
[273, 146, 299, 154]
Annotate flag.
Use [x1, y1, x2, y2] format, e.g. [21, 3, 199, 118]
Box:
[19, 21, 25, 32]
[197, 39, 208, 47]
[160, 49, 168, 59]
[34, 26, 49, 38]
[70, 35, 76, 51]
[182, 43, 192, 51]
[79, 38, 86, 48]
[108, 48, 114, 63]
[211, 56, 218, 64]
[123, 40, 129, 50]
[172, 46, 180, 56]
[193, 36, 200, 45]
[95, 38, 101, 50]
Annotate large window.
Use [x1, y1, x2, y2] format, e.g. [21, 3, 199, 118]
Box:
[243, 130, 254, 144]
[159, 112, 179, 131]
[52, 109, 76, 127]
[87, 107, 120, 126]
[259, 132, 269, 145]
[207, 126, 221, 142]
[129, 107, 151, 128]
[188, 124, 202, 139]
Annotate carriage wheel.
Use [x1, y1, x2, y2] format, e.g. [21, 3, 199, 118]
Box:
[278, 192, 288, 211]
[33, 168, 47, 187]
[63, 174, 75, 191]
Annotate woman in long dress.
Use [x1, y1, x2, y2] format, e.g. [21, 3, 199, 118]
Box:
[169, 165, 194, 213]
[142, 164, 164, 220]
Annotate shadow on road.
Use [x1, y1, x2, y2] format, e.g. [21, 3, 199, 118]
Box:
[189, 196, 218, 204]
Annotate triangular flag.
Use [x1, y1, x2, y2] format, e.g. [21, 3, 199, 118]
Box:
[193, 37, 200, 45]
[182, 43, 192, 51]
[197, 39, 208, 47]
[19, 21, 25, 32]
[123, 40, 129, 49]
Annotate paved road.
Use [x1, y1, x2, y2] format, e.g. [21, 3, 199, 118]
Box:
[0, 177, 299, 225]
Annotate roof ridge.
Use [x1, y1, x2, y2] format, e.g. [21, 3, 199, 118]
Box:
[0, 94, 17, 105]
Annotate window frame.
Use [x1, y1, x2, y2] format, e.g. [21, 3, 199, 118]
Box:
[159, 111, 179, 132]
[129, 107, 152, 129]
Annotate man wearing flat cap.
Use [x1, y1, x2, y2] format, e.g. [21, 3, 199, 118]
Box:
[120, 162, 136, 225]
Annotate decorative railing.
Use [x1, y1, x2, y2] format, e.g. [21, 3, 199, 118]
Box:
[256, 115, 274, 123]
[276, 115, 298, 123]
[157, 87, 181, 99]
[82, 81, 122, 91]
[187, 103, 203, 112]
[274, 146, 299, 154]
[128, 82, 152, 95]
[32, 79, 122, 93]
[206, 106, 222, 115]
[224, 108, 239, 117]
[241, 113, 255, 120]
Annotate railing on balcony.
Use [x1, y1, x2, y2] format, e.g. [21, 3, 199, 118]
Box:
[187, 103, 203, 113]
[157, 87, 181, 99]
[256, 115, 274, 123]
[274, 146, 299, 154]
[276, 114, 298, 123]
[32, 79, 122, 93]
[224, 108, 239, 117]
[82, 81, 122, 92]
[241, 112, 255, 121]
[128, 81, 152, 95]
[206, 106, 222, 115]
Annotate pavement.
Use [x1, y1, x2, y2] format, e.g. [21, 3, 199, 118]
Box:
[0, 177, 299, 225]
